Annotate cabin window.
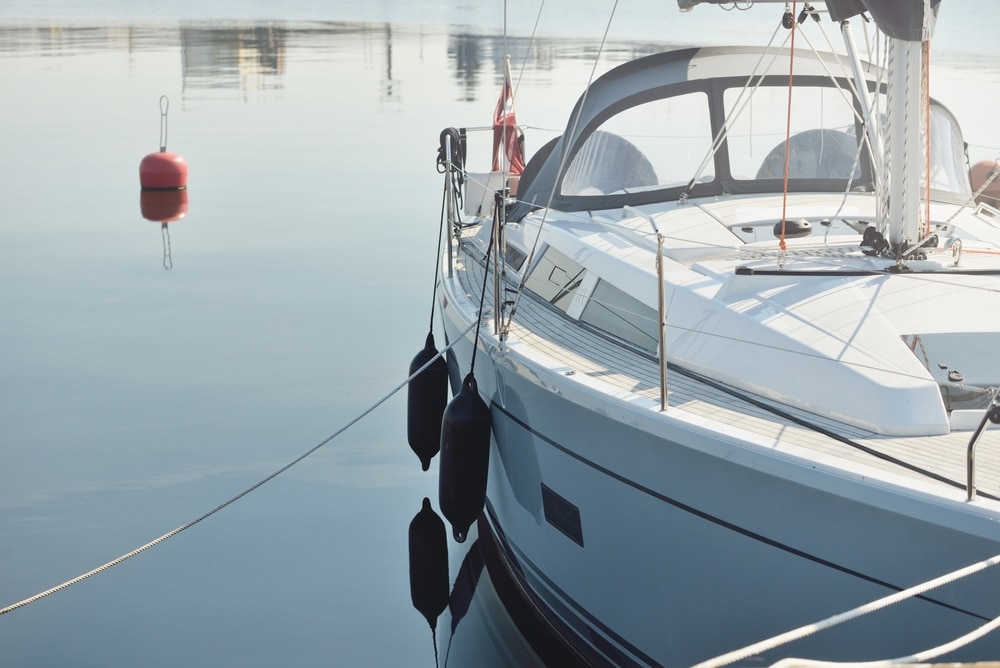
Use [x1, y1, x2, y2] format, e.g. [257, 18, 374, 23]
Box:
[726, 85, 862, 182]
[525, 247, 585, 313]
[580, 280, 659, 354]
[504, 244, 527, 272]
[561, 92, 714, 196]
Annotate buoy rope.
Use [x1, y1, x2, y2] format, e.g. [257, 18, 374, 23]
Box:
[691, 550, 1000, 668]
[159, 95, 169, 152]
[0, 320, 478, 618]
[161, 224, 173, 271]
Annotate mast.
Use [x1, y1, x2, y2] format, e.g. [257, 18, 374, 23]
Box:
[884, 36, 924, 253]
[825, 0, 942, 257]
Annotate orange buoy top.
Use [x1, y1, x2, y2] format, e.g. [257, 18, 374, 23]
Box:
[140, 151, 188, 191]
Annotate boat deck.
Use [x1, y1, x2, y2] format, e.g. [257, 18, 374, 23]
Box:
[457, 244, 1000, 505]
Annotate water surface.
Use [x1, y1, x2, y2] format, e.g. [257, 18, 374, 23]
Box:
[1, 3, 997, 666]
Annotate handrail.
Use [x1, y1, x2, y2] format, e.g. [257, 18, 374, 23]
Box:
[966, 391, 1000, 501]
[443, 131, 457, 278]
[625, 206, 668, 411]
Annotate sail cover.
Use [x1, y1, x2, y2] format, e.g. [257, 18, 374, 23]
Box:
[677, 0, 941, 42]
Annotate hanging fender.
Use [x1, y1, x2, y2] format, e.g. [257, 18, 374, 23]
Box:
[407, 333, 449, 471]
[438, 372, 491, 543]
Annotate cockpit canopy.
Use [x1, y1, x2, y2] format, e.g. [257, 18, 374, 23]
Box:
[510, 46, 970, 221]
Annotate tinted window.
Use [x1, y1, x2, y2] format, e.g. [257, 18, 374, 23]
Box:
[581, 280, 659, 353]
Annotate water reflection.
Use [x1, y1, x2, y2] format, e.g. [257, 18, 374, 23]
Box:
[138, 190, 188, 269]
[407, 497, 544, 668]
[408, 497, 450, 643]
[0, 21, 673, 107]
[180, 25, 285, 96]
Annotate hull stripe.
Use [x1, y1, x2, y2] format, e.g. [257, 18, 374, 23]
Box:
[492, 401, 990, 622]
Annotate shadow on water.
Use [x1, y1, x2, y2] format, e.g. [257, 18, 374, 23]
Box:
[407, 495, 596, 667]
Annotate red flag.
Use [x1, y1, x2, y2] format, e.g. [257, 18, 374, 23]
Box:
[492, 63, 524, 175]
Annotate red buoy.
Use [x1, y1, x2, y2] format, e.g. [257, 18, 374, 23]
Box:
[140, 151, 188, 191]
[139, 95, 187, 191]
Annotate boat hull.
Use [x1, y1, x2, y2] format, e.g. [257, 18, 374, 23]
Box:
[440, 295, 1000, 666]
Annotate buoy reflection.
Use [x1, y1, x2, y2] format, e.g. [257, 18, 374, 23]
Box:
[139, 189, 189, 270]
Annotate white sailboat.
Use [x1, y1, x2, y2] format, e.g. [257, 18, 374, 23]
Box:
[422, 1, 1000, 664]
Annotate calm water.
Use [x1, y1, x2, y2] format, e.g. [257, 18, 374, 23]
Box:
[1, 2, 997, 666]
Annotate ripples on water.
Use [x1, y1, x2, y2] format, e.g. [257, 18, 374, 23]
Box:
[0, 4, 996, 666]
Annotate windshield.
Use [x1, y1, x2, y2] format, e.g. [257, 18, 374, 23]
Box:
[558, 81, 971, 202]
[725, 84, 863, 182]
[561, 92, 715, 196]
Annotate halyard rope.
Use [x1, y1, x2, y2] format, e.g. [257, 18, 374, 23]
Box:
[0, 320, 477, 617]
[692, 550, 1000, 668]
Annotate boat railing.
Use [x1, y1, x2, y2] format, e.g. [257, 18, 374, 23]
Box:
[441, 129, 459, 278]
[624, 206, 668, 411]
[966, 391, 1000, 501]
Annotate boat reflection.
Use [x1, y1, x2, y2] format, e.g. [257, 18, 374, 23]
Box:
[407, 496, 591, 667]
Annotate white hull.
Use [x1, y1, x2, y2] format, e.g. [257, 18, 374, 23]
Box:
[428, 18, 1000, 663]
[441, 299, 1000, 665]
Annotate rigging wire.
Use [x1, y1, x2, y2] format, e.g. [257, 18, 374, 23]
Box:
[468, 205, 497, 375]
[683, 18, 790, 192]
[778, 0, 799, 258]
[941, 159, 1000, 227]
[923, 39, 932, 239]
[0, 321, 477, 617]
[511, 0, 545, 97]
[430, 161, 450, 331]
[503, 0, 620, 335]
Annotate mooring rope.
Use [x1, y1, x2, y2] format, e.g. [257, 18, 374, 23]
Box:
[692, 550, 1000, 668]
[0, 320, 477, 617]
